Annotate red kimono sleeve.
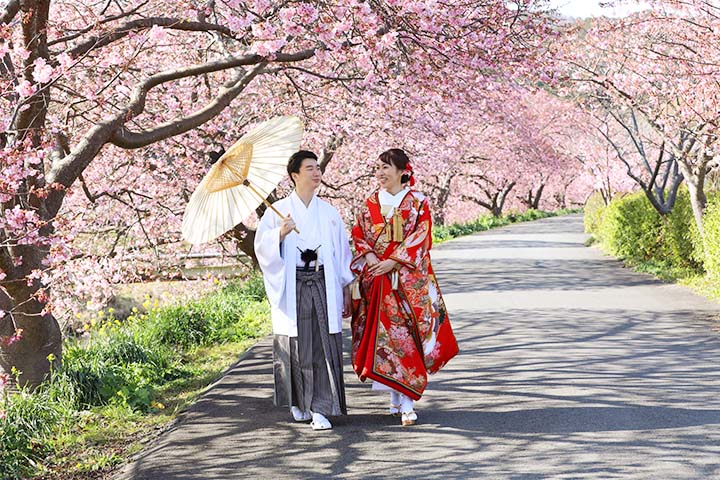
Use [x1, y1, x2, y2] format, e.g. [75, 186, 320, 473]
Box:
[350, 211, 376, 274]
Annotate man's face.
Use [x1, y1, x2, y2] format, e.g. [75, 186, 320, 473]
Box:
[293, 158, 322, 190]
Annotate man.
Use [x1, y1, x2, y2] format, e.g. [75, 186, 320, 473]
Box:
[254, 150, 354, 430]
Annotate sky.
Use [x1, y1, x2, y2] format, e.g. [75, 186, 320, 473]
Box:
[548, 0, 649, 18]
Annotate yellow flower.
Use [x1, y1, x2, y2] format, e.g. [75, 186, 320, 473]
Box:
[47, 353, 56, 362]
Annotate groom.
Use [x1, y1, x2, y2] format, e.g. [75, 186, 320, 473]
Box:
[254, 150, 354, 431]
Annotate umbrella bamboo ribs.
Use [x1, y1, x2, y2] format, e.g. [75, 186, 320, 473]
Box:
[181, 115, 304, 245]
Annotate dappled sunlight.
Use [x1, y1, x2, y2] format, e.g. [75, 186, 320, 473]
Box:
[120, 216, 720, 479]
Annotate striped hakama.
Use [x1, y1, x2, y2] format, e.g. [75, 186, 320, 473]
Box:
[272, 267, 347, 416]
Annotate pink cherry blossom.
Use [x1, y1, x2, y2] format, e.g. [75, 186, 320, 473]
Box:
[15, 80, 36, 98]
[32, 57, 54, 83]
[147, 25, 167, 43]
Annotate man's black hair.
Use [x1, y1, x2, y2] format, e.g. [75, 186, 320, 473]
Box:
[287, 150, 318, 185]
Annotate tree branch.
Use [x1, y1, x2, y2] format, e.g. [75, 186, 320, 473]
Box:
[110, 62, 267, 149]
[46, 48, 314, 214]
[0, 0, 19, 25]
[48, 1, 149, 46]
[66, 17, 236, 58]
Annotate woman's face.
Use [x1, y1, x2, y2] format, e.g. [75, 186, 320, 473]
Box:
[375, 159, 403, 190]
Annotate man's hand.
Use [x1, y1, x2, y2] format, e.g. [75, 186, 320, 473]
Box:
[368, 259, 398, 277]
[279, 214, 296, 241]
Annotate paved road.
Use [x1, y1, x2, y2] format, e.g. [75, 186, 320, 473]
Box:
[118, 214, 720, 479]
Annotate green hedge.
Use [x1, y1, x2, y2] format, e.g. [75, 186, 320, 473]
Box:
[703, 195, 720, 280]
[597, 191, 664, 261]
[585, 188, 719, 278]
[663, 189, 704, 270]
[583, 191, 607, 235]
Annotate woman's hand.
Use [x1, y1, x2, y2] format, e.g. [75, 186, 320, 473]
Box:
[365, 252, 380, 267]
[279, 214, 296, 241]
[368, 259, 398, 277]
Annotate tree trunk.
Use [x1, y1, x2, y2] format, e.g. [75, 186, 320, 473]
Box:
[684, 172, 708, 237]
[532, 184, 544, 210]
[230, 223, 258, 267]
[492, 181, 516, 217]
[520, 184, 544, 210]
[0, 0, 58, 388]
[430, 174, 454, 226]
[676, 153, 710, 236]
[0, 285, 61, 387]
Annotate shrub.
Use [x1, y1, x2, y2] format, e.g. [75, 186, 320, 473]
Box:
[583, 191, 607, 235]
[590, 187, 720, 280]
[62, 327, 173, 410]
[597, 191, 664, 261]
[703, 195, 720, 280]
[662, 188, 704, 272]
[233, 273, 267, 301]
[1, 273, 272, 478]
[143, 303, 212, 349]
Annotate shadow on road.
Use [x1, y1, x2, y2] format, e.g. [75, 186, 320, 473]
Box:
[119, 214, 720, 480]
[434, 258, 658, 293]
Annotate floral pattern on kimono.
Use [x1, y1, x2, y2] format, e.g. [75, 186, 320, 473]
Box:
[350, 189, 458, 400]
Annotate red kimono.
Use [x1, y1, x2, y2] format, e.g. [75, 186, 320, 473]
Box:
[350, 189, 458, 400]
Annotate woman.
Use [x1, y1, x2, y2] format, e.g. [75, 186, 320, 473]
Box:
[350, 148, 458, 426]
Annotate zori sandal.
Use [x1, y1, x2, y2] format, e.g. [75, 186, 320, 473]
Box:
[310, 412, 332, 431]
[401, 411, 418, 426]
[291, 406, 312, 422]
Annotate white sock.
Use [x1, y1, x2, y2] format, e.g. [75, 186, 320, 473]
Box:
[400, 394, 414, 413]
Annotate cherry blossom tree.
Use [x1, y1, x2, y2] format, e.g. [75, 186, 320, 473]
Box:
[0, 0, 556, 386]
[557, 5, 720, 231]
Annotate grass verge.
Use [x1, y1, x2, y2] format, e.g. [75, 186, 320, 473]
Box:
[1, 275, 270, 480]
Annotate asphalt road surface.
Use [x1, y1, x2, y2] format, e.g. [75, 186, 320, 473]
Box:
[117, 214, 720, 480]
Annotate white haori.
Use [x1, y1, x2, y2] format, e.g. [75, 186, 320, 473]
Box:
[254, 190, 354, 336]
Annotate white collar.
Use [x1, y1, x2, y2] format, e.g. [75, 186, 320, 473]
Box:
[290, 190, 317, 211]
[379, 188, 409, 205]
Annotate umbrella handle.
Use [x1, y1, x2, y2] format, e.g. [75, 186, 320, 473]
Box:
[264, 199, 300, 234]
[244, 180, 300, 234]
